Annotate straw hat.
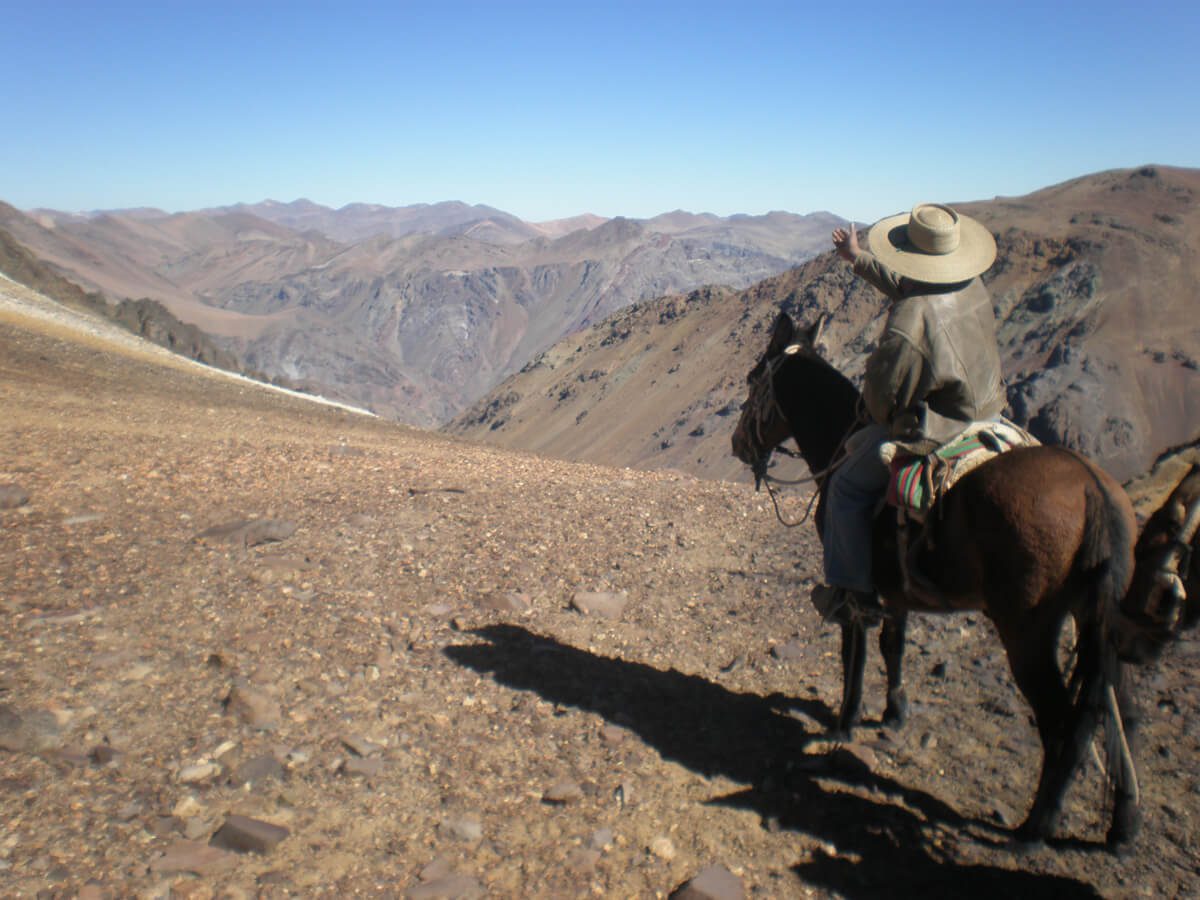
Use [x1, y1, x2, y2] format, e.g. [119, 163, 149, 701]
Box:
[867, 203, 996, 284]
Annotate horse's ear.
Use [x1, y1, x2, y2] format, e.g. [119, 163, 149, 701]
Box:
[766, 310, 796, 356]
[804, 312, 831, 356]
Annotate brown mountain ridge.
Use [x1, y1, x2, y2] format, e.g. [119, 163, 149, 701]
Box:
[2, 200, 840, 427]
[451, 165, 1200, 484]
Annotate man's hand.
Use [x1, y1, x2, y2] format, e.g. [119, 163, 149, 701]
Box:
[832, 223, 860, 263]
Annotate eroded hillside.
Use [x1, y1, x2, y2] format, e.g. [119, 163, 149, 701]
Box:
[452, 166, 1200, 483]
[0, 200, 839, 427]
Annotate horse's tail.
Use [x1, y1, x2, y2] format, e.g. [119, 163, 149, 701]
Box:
[1075, 470, 1135, 656]
[1070, 468, 1139, 837]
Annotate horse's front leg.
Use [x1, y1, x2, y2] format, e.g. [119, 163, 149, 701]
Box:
[1107, 663, 1143, 850]
[834, 620, 868, 738]
[880, 610, 909, 729]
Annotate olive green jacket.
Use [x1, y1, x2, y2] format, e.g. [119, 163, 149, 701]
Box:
[853, 251, 1005, 454]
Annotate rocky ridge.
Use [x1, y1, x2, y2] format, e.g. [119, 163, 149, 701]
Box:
[452, 165, 1200, 483]
[2, 200, 839, 427]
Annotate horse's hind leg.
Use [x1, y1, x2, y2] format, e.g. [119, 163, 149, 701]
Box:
[1001, 613, 1076, 844]
[880, 611, 908, 728]
[833, 621, 867, 738]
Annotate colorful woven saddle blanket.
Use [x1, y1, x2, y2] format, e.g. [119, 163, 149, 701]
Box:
[884, 420, 1039, 520]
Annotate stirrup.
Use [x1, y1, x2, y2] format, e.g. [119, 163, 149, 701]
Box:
[812, 584, 883, 626]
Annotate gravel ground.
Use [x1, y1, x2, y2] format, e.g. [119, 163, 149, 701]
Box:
[1, 283, 1198, 898]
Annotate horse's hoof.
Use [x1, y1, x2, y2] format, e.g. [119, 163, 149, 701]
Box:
[826, 726, 853, 743]
[1106, 817, 1141, 855]
[1008, 832, 1045, 857]
[1107, 791, 1141, 854]
[882, 703, 907, 730]
[1010, 822, 1048, 856]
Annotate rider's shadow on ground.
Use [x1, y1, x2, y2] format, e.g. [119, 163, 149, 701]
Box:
[445, 624, 1101, 899]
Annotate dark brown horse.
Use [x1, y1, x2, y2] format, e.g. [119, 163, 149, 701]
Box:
[731, 310, 1141, 847]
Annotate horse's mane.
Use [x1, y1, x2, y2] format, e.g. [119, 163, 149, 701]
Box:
[775, 348, 862, 474]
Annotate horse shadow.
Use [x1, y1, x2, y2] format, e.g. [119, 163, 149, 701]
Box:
[445, 624, 1101, 898]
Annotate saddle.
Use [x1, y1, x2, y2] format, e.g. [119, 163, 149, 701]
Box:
[880, 419, 1039, 607]
[882, 418, 1039, 524]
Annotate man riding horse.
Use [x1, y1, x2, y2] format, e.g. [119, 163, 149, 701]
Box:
[815, 204, 1005, 621]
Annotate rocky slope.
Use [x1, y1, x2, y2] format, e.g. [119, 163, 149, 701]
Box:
[0, 224, 244, 376]
[3, 201, 840, 426]
[3, 270, 1200, 898]
[451, 166, 1200, 484]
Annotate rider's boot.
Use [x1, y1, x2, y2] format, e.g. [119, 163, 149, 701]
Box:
[811, 584, 883, 625]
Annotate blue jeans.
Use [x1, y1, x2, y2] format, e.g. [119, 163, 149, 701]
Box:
[822, 424, 890, 594]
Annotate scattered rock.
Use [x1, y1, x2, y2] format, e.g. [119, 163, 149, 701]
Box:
[650, 835, 677, 861]
[150, 840, 235, 876]
[49, 746, 91, 767]
[90, 744, 120, 766]
[439, 814, 483, 842]
[770, 639, 806, 662]
[419, 857, 454, 882]
[567, 847, 601, 872]
[341, 734, 385, 757]
[63, 512, 104, 525]
[178, 762, 220, 784]
[116, 800, 144, 821]
[173, 796, 205, 818]
[570, 590, 629, 620]
[406, 874, 484, 899]
[600, 724, 629, 744]
[120, 661, 153, 682]
[225, 683, 282, 731]
[832, 743, 877, 772]
[615, 780, 635, 807]
[479, 591, 532, 613]
[194, 518, 297, 548]
[209, 814, 290, 854]
[671, 865, 746, 900]
[251, 553, 313, 584]
[589, 827, 614, 850]
[149, 815, 184, 837]
[990, 801, 1019, 827]
[0, 484, 29, 509]
[232, 754, 284, 786]
[719, 654, 746, 673]
[542, 780, 584, 805]
[0, 704, 62, 753]
[342, 757, 384, 778]
[184, 817, 216, 841]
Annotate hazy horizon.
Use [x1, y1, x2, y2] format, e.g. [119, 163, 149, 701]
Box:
[3, 1, 1197, 225]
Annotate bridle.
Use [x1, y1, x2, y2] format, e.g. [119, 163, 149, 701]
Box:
[743, 350, 801, 489]
[741, 345, 855, 527]
[1139, 496, 1200, 631]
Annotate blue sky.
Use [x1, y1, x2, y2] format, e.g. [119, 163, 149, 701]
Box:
[1, 1, 1197, 223]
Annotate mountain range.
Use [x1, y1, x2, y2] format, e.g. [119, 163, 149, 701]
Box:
[451, 166, 1200, 484]
[2, 199, 840, 425]
[4, 166, 1197, 484]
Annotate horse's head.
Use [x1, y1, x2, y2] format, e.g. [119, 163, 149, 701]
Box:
[731, 310, 830, 487]
[1119, 464, 1200, 662]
